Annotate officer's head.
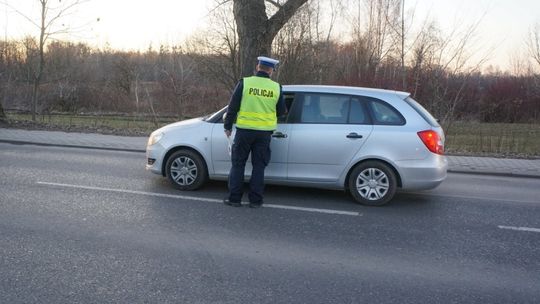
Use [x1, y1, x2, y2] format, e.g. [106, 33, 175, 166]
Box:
[256, 63, 273, 75]
[256, 56, 279, 76]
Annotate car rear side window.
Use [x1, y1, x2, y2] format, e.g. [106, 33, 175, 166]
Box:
[366, 98, 405, 125]
[404, 96, 440, 127]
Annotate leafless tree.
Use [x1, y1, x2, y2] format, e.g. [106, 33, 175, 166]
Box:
[508, 50, 532, 77]
[527, 23, 540, 69]
[158, 45, 197, 119]
[0, 38, 27, 121]
[232, 0, 308, 77]
[344, 0, 401, 86]
[0, 41, 10, 121]
[193, 0, 308, 86]
[272, 3, 314, 84]
[2, 0, 94, 120]
[525, 22, 540, 121]
[272, 0, 343, 84]
[189, 1, 240, 88]
[384, 0, 422, 90]
[410, 16, 491, 128]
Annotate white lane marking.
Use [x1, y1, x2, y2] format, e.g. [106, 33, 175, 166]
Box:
[37, 182, 359, 216]
[38, 181, 223, 203]
[498, 225, 540, 233]
[404, 192, 539, 204]
[264, 204, 359, 216]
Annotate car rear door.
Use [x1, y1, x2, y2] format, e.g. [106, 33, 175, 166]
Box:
[287, 93, 373, 182]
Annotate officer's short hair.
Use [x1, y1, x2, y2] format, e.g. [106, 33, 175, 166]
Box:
[257, 64, 273, 73]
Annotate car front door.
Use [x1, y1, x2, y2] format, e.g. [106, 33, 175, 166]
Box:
[287, 93, 373, 182]
[210, 96, 294, 181]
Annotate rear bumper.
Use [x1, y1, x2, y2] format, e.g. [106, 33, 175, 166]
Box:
[395, 155, 448, 190]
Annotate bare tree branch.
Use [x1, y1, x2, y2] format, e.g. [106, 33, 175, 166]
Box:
[45, 0, 90, 30]
[527, 23, 540, 67]
[0, 1, 41, 28]
[206, 0, 232, 17]
[267, 0, 308, 38]
[265, 0, 282, 9]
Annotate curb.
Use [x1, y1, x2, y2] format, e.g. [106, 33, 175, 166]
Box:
[447, 169, 540, 179]
[0, 139, 145, 153]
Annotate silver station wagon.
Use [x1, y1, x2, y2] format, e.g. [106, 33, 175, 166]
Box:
[146, 85, 447, 206]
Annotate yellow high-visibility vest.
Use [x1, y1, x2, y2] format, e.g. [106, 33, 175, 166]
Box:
[236, 76, 280, 131]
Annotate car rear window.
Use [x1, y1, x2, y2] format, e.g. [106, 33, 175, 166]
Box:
[404, 96, 440, 127]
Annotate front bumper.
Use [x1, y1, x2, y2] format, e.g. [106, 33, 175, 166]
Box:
[145, 142, 166, 175]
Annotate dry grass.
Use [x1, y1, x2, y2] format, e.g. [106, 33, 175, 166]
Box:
[7, 113, 177, 134]
[444, 122, 540, 158]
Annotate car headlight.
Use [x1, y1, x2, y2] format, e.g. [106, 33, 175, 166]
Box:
[148, 132, 164, 146]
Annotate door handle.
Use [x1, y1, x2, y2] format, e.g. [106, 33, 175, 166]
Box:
[346, 132, 363, 139]
[272, 132, 288, 138]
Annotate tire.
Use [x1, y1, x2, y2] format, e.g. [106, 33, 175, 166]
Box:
[348, 161, 397, 206]
[165, 149, 208, 191]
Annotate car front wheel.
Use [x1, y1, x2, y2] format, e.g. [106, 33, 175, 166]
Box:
[166, 150, 208, 190]
[348, 161, 397, 206]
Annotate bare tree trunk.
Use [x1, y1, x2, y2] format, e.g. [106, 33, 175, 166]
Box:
[31, 0, 47, 121]
[134, 73, 140, 115]
[145, 87, 159, 128]
[233, 0, 308, 77]
[0, 73, 6, 122]
[0, 102, 5, 122]
[234, 0, 269, 77]
[400, 0, 406, 90]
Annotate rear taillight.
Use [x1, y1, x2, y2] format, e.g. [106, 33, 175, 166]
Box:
[417, 130, 444, 155]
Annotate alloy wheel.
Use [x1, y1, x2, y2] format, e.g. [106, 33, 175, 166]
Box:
[170, 156, 198, 186]
[355, 168, 390, 200]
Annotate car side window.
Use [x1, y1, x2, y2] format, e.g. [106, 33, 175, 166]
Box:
[349, 98, 371, 124]
[278, 93, 295, 123]
[300, 93, 349, 124]
[367, 98, 405, 125]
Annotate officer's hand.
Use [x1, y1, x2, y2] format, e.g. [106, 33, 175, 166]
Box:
[224, 130, 232, 138]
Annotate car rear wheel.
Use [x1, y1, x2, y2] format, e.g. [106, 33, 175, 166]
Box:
[348, 161, 397, 206]
[166, 150, 208, 190]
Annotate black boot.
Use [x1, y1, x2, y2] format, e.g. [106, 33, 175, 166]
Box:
[223, 198, 242, 207]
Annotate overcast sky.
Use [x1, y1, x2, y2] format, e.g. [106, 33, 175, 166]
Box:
[2, 0, 540, 71]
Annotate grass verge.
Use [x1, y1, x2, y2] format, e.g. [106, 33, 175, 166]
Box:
[444, 122, 539, 158]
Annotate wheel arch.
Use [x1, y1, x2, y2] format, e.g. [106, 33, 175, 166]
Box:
[344, 158, 403, 190]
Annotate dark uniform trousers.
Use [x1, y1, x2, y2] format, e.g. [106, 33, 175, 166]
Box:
[228, 128, 272, 204]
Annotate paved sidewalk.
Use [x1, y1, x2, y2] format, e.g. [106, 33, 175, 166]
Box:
[1, 128, 539, 178]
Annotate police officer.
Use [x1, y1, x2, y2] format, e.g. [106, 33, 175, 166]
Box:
[223, 56, 287, 208]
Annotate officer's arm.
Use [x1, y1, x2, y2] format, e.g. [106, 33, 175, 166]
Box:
[224, 80, 243, 131]
[276, 85, 287, 117]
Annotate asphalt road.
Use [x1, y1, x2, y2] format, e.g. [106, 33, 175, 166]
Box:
[1, 143, 539, 304]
